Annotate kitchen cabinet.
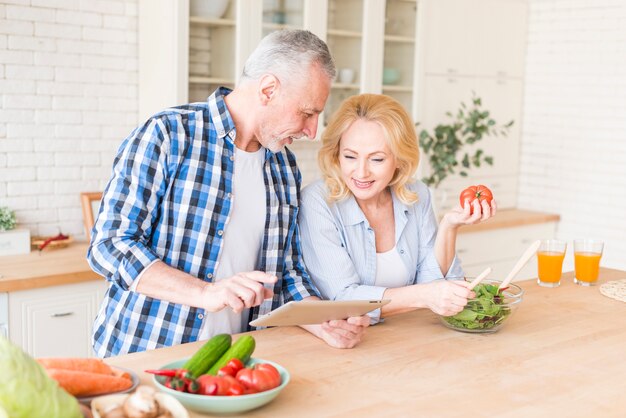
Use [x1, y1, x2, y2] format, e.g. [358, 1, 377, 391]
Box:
[138, 0, 421, 125]
[0, 243, 107, 358]
[420, 0, 527, 78]
[8, 280, 108, 358]
[416, 0, 528, 210]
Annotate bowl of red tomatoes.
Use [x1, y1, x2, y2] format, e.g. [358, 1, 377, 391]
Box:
[152, 358, 290, 414]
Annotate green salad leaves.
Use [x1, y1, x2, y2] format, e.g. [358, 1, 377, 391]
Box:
[443, 283, 511, 330]
[0, 336, 82, 418]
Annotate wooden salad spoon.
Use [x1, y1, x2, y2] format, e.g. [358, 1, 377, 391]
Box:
[468, 267, 492, 291]
[498, 240, 542, 291]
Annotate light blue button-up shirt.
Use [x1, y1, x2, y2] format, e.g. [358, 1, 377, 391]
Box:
[299, 179, 464, 322]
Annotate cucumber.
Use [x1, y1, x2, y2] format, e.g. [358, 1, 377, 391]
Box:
[182, 333, 232, 378]
[206, 335, 256, 375]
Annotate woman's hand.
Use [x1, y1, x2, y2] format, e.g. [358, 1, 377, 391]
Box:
[420, 280, 475, 316]
[442, 198, 497, 229]
[301, 316, 370, 349]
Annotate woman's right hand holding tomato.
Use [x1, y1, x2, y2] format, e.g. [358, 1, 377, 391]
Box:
[441, 185, 497, 229]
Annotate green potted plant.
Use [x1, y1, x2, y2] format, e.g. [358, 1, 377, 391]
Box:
[0, 206, 31, 256]
[418, 93, 514, 189]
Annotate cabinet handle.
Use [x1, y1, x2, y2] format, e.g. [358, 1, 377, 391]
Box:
[51, 312, 74, 318]
[457, 249, 468, 254]
[447, 78, 457, 84]
[447, 68, 458, 74]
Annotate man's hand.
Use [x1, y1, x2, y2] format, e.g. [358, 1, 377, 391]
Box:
[202, 271, 277, 313]
[302, 315, 370, 349]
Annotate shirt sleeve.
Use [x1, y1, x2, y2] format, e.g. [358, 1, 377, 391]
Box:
[87, 117, 170, 290]
[414, 184, 464, 283]
[299, 183, 387, 323]
[279, 169, 321, 302]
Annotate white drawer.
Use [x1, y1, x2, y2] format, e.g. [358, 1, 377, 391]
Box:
[456, 222, 557, 267]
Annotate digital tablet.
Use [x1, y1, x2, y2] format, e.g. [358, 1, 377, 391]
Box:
[249, 299, 390, 327]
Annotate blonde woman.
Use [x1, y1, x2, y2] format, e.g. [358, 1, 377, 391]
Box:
[299, 94, 497, 323]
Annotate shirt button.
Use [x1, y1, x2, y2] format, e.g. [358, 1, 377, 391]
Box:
[217, 230, 223, 236]
[227, 192, 232, 198]
[198, 313, 204, 320]
[207, 273, 213, 279]
[229, 155, 234, 161]
[399, 249, 405, 254]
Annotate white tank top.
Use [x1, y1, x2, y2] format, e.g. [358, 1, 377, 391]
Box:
[198, 146, 266, 339]
[374, 246, 411, 288]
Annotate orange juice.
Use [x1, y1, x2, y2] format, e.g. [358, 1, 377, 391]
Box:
[537, 251, 565, 284]
[574, 252, 602, 284]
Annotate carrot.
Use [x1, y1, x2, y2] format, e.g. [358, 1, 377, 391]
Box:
[45, 368, 133, 397]
[37, 358, 115, 376]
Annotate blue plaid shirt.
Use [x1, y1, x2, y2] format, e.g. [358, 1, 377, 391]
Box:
[88, 88, 319, 357]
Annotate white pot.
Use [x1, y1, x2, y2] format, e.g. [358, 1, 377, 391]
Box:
[190, 0, 230, 19]
[0, 228, 31, 256]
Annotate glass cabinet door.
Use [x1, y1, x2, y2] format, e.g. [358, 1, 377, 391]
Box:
[188, 0, 236, 102]
[325, 0, 364, 125]
[262, 0, 304, 37]
[382, 0, 418, 116]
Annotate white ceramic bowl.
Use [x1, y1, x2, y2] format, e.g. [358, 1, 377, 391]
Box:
[153, 358, 290, 415]
[190, 0, 230, 19]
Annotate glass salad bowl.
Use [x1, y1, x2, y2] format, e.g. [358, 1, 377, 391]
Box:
[438, 279, 524, 333]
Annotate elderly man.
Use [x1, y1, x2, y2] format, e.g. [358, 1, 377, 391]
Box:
[88, 30, 369, 357]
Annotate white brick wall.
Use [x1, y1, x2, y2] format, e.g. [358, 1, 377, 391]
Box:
[0, 0, 137, 238]
[520, 0, 626, 270]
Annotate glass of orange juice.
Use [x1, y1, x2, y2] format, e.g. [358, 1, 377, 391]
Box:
[574, 239, 604, 286]
[537, 240, 567, 287]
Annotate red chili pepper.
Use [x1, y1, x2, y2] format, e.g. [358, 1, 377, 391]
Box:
[145, 368, 192, 380]
[175, 369, 193, 380]
[38, 233, 69, 251]
[164, 377, 174, 389]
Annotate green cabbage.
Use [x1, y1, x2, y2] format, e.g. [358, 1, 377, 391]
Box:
[0, 336, 82, 418]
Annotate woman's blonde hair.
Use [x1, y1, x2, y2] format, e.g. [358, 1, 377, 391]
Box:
[318, 94, 420, 204]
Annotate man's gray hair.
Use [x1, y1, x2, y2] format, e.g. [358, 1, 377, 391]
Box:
[240, 29, 336, 84]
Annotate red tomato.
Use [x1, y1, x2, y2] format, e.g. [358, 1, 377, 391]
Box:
[459, 185, 493, 214]
[236, 363, 282, 392]
[197, 375, 229, 396]
[223, 375, 245, 396]
[226, 358, 245, 374]
[217, 365, 237, 377]
[196, 374, 247, 396]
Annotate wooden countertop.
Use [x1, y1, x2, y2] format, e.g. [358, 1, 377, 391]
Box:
[458, 208, 560, 234]
[107, 268, 626, 417]
[0, 242, 100, 292]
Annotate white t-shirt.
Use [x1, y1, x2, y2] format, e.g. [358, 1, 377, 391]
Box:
[374, 246, 411, 288]
[198, 145, 266, 338]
